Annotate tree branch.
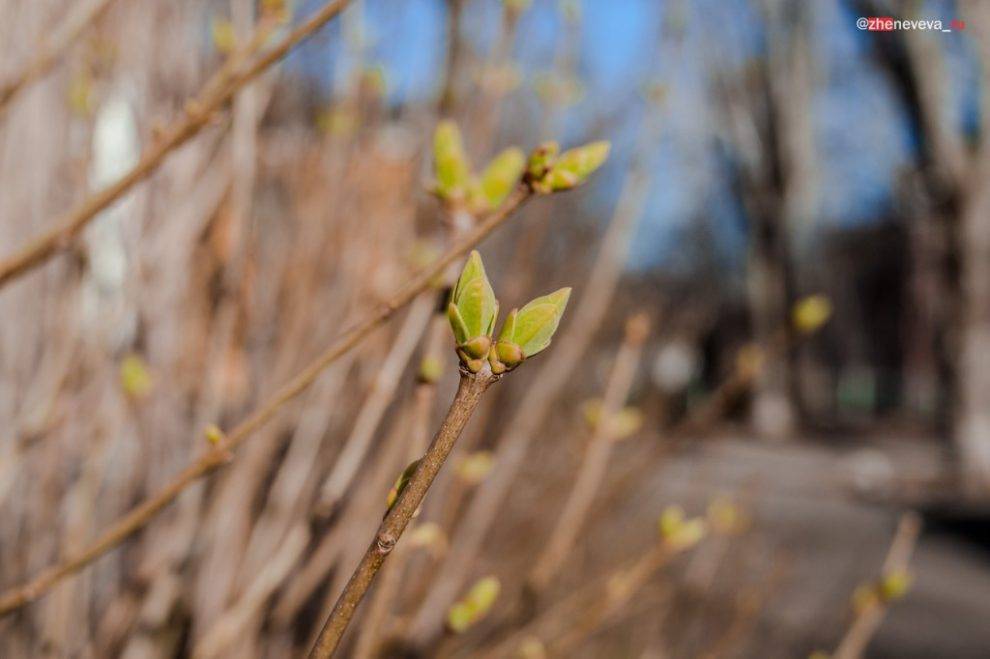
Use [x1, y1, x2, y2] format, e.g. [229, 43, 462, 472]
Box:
[832, 512, 922, 659]
[527, 313, 649, 591]
[0, 0, 119, 113]
[406, 128, 654, 645]
[0, 0, 353, 290]
[0, 188, 531, 617]
[308, 369, 498, 658]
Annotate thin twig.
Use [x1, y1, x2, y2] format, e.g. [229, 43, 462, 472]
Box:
[527, 313, 649, 591]
[0, 0, 119, 112]
[832, 512, 922, 659]
[0, 188, 531, 617]
[0, 0, 353, 290]
[315, 294, 435, 513]
[480, 536, 698, 659]
[406, 128, 656, 645]
[193, 525, 310, 659]
[351, 333, 446, 658]
[308, 369, 498, 658]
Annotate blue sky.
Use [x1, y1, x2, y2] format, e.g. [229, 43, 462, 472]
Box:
[279, 0, 977, 271]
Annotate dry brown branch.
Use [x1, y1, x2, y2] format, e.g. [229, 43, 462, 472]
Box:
[0, 0, 352, 290]
[193, 525, 310, 659]
[351, 331, 447, 658]
[0, 0, 119, 112]
[832, 512, 922, 659]
[480, 534, 702, 659]
[308, 369, 498, 658]
[270, 399, 413, 629]
[527, 313, 649, 591]
[0, 187, 531, 617]
[316, 293, 435, 513]
[406, 129, 655, 645]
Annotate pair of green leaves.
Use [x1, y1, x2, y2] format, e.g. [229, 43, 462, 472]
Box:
[525, 139, 611, 193]
[434, 121, 612, 210]
[434, 121, 526, 214]
[447, 251, 571, 374]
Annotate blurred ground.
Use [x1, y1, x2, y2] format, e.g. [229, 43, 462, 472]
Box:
[492, 432, 990, 658]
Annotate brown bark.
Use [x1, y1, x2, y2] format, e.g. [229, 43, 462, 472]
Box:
[308, 370, 496, 658]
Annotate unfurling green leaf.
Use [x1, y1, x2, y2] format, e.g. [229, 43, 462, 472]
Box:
[488, 288, 570, 373]
[434, 120, 471, 202]
[449, 251, 499, 371]
[385, 460, 421, 513]
[448, 303, 471, 345]
[544, 141, 610, 191]
[508, 288, 570, 357]
[468, 147, 526, 213]
[446, 576, 501, 633]
[530, 140, 610, 193]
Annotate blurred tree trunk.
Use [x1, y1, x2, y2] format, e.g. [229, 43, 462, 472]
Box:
[860, 2, 990, 497]
[957, 182, 990, 493]
[437, 0, 464, 116]
[862, 0, 990, 493]
[746, 210, 796, 439]
[955, 2, 990, 494]
[718, 0, 817, 440]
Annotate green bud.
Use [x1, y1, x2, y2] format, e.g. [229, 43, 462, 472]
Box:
[539, 141, 610, 192]
[468, 147, 525, 213]
[489, 357, 507, 375]
[878, 571, 912, 602]
[657, 505, 706, 549]
[418, 356, 444, 384]
[446, 602, 475, 634]
[204, 424, 226, 446]
[658, 505, 686, 540]
[466, 576, 501, 613]
[456, 349, 486, 374]
[449, 251, 499, 369]
[526, 141, 559, 180]
[447, 576, 501, 633]
[497, 288, 571, 359]
[120, 353, 153, 399]
[434, 120, 472, 202]
[461, 335, 493, 360]
[385, 459, 420, 513]
[487, 309, 525, 373]
[495, 340, 524, 367]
